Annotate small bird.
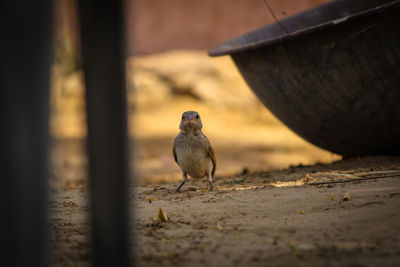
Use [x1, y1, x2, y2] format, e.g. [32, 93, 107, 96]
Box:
[173, 111, 216, 192]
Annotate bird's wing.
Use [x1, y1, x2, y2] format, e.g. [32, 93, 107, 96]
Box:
[207, 144, 217, 177]
[173, 145, 178, 164]
[172, 134, 180, 164]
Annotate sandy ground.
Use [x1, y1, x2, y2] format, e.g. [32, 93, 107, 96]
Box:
[48, 51, 400, 266]
[49, 156, 400, 266]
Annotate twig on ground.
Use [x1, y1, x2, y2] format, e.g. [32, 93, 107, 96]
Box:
[308, 174, 400, 186]
[225, 195, 248, 202]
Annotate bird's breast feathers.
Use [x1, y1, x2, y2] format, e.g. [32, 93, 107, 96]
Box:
[174, 133, 214, 178]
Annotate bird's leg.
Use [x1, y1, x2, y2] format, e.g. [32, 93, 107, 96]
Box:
[207, 173, 215, 191]
[176, 171, 187, 192]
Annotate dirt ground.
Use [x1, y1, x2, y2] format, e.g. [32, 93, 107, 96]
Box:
[49, 156, 400, 266]
[48, 51, 400, 266]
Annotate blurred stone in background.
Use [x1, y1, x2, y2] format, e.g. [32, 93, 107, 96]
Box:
[50, 0, 337, 188]
[51, 50, 339, 187]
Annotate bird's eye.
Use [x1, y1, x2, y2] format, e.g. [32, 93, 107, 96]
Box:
[195, 114, 199, 119]
[182, 116, 185, 120]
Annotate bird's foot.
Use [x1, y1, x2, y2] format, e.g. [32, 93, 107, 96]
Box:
[176, 180, 185, 193]
[208, 180, 216, 191]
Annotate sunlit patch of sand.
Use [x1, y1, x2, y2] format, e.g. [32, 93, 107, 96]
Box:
[215, 180, 305, 191]
[216, 185, 269, 191]
[270, 180, 306, 187]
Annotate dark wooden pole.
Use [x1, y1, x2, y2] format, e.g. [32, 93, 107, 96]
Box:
[77, 1, 132, 266]
[0, 1, 53, 266]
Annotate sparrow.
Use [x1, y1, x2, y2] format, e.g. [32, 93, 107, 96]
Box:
[173, 111, 216, 192]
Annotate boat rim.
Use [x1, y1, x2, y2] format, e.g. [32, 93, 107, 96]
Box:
[209, 0, 400, 57]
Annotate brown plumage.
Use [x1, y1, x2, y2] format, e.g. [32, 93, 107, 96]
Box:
[173, 111, 216, 192]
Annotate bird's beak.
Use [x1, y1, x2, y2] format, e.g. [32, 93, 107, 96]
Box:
[186, 116, 196, 124]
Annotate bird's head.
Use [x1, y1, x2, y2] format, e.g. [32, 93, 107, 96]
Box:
[179, 111, 203, 133]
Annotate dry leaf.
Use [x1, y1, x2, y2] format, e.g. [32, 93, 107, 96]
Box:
[216, 222, 223, 230]
[299, 210, 305, 215]
[158, 207, 168, 222]
[328, 194, 336, 200]
[303, 174, 313, 182]
[343, 192, 351, 201]
[144, 196, 153, 203]
[63, 201, 78, 207]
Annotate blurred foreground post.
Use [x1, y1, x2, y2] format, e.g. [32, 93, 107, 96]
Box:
[0, 1, 53, 266]
[78, 0, 132, 266]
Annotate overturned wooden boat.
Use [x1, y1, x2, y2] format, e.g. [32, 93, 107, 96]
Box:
[209, 0, 400, 157]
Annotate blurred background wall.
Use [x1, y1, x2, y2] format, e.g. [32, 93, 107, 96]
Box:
[128, 0, 331, 54]
[55, 0, 331, 56]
